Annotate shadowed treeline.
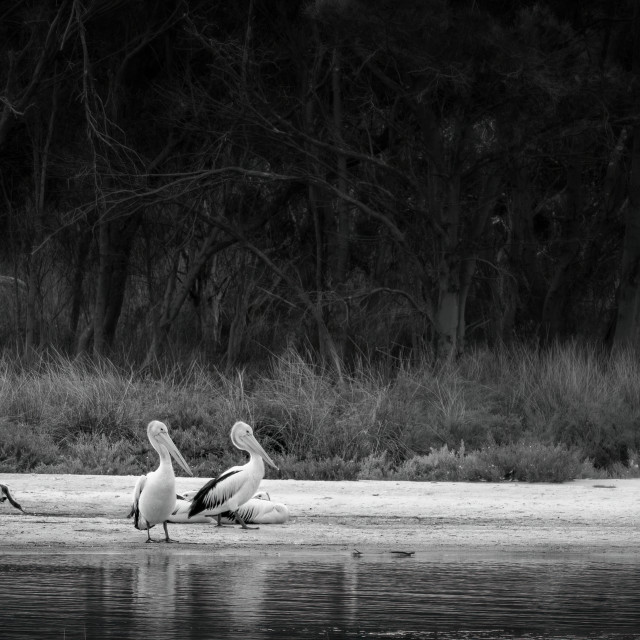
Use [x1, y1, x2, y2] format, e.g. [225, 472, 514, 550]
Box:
[3, 2, 640, 482]
[2, 1, 640, 368]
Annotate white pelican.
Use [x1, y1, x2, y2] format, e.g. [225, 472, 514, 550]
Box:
[128, 420, 193, 543]
[0, 484, 25, 513]
[169, 490, 289, 525]
[186, 421, 278, 529]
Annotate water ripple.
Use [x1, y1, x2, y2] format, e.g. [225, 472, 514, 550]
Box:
[0, 552, 639, 639]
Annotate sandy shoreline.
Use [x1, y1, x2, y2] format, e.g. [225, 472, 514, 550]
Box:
[1, 473, 638, 554]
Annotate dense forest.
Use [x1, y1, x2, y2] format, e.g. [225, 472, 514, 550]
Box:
[1, 0, 639, 370]
[3, 1, 640, 479]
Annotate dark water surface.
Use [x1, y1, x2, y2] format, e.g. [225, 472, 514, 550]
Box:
[0, 550, 639, 639]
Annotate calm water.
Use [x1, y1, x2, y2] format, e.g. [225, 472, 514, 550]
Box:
[0, 550, 639, 639]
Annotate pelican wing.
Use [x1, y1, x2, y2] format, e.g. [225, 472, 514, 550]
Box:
[188, 469, 242, 517]
[221, 502, 262, 523]
[220, 497, 290, 525]
[169, 497, 214, 523]
[127, 474, 147, 530]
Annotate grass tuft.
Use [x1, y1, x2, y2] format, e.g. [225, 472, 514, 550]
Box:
[1, 342, 640, 481]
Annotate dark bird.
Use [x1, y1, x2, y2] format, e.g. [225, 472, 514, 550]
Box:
[1, 484, 25, 513]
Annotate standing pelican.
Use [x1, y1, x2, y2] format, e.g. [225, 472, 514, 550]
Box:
[128, 420, 193, 543]
[0, 484, 25, 513]
[187, 421, 278, 529]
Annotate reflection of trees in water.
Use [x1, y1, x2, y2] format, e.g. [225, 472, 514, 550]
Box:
[175, 556, 271, 637]
[261, 559, 359, 632]
[130, 554, 180, 637]
[81, 559, 137, 638]
[5, 555, 640, 637]
[504, 559, 640, 629]
[62, 556, 640, 635]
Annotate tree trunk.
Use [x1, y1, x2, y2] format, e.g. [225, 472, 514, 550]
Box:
[92, 215, 139, 357]
[142, 230, 222, 368]
[225, 276, 253, 369]
[329, 47, 351, 361]
[613, 126, 640, 348]
[25, 77, 58, 356]
[435, 176, 462, 360]
[540, 148, 583, 344]
[69, 231, 91, 347]
[455, 171, 501, 353]
[508, 165, 544, 336]
[302, 38, 341, 371]
[612, 1, 640, 348]
[332, 47, 349, 284]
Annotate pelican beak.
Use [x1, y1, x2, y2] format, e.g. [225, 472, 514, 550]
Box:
[157, 432, 193, 476]
[246, 434, 279, 470]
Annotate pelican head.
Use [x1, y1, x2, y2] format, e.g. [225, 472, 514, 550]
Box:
[230, 421, 278, 470]
[147, 420, 193, 476]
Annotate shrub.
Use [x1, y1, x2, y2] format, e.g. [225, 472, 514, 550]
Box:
[276, 454, 360, 480]
[0, 421, 60, 472]
[357, 453, 395, 479]
[2, 343, 640, 480]
[61, 434, 138, 475]
[476, 441, 585, 482]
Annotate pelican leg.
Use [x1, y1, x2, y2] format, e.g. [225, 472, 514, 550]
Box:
[234, 512, 259, 530]
[162, 521, 177, 543]
[145, 524, 159, 543]
[215, 514, 229, 527]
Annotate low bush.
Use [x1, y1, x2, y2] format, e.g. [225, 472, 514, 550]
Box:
[475, 441, 588, 483]
[2, 343, 640, 481]
[0, 421, 60, 472]
[276, 454, 360, 480]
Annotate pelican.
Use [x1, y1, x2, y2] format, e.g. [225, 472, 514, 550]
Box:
[0, 484, 25, 513]
[128, 420, 193, 543]
[169, 490, 289, 525]
[186, 421, 278, 529]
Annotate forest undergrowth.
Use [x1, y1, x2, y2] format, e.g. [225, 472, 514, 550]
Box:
[1, 343, 639, 483]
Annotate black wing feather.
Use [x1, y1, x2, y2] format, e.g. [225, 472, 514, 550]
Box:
[237, 503, 259, 523]
[127, 501, 150, 530]
[188, 469, 242, 517]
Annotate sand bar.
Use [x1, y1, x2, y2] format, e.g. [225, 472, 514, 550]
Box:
[1, 474, 638, 555]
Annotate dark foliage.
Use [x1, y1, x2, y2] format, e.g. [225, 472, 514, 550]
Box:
[1, 0, 639, 367]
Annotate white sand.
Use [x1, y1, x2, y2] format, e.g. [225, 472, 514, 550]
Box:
[1, 473, 638, 554]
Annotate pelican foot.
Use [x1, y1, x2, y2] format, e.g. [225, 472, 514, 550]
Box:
[215, 515, 229, 527]
[234, 512, 259, 530]
[233, 511, 260, 529]
[145, 538, 161, 544]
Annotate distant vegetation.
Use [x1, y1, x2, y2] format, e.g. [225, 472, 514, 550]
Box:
[1, 343, 638, 482]
[3, 1, 640, 375]
[5, 3, 640, 484]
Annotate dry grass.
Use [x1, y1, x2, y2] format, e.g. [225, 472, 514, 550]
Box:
[1, 343, 639, 481]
